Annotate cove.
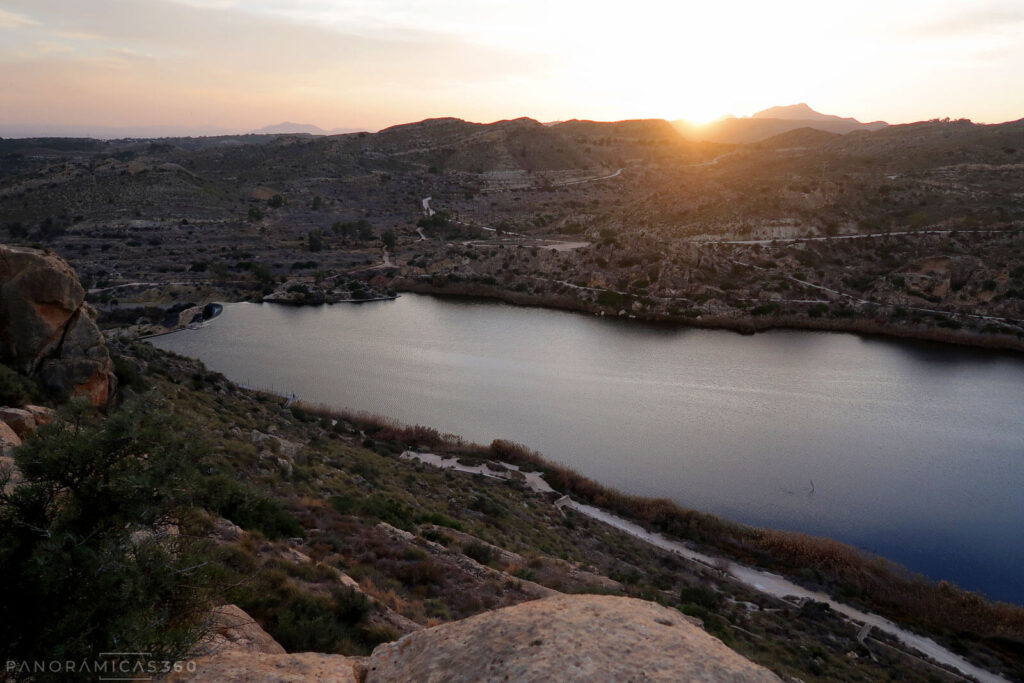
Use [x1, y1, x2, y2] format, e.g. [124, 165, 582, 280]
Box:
[150, 293, 1024, 605]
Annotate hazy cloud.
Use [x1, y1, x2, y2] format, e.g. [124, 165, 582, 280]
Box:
[0, 0, 1019, 130]
[0, 8, 37, 29]
[34, 41, 73, 55]
[912, 2, 1024, 37]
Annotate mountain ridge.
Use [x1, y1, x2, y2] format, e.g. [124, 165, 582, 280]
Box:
[673, 103, 888, 144]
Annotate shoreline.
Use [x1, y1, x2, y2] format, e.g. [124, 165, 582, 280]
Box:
[394, 278, 1024, 354]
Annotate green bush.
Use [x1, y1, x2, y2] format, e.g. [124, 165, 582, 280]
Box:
[597, 290, 625, 308]
[464, 541, 494, 565]
[199, 475, 304, 539]
[679, 585, 721, 610]
[0, 364, 37, 407]
[232, 577, 373, 654]
[0, 396, 218, 665]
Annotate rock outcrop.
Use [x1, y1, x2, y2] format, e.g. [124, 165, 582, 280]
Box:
[171, 595, 780, 682]
[166, 604, 364, 682]
[0, 421, 21, 456]
[0, 245, 115, 406]
[365, 594, 780, 682]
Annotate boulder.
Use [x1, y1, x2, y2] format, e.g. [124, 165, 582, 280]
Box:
[22, 405, 54, 427]
[0, 245, 84, 372]
[0, 245, 116, 406]
[364, 594, 781, 682]
[169, 650, 363, 682]
[0, 421, 22, 456]
[165, 605, 364, 682]
[0, 455, 22, 492]
[202, 604, 287, 655]
[0, 407, 36, 437]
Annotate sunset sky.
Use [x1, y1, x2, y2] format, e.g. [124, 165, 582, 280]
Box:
[1, 0, 1022, 135]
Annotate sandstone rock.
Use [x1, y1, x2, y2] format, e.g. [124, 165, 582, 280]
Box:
[0, 455, 22, 492]
[365, 594, 781, 682]
[169, 650, 363, 682]
[0, 245, 116, 406]
[252, 430, 303, 460]
[0, 421, 22, 456]
[0, 245, 84, 371]
[38, 306, 115, 406]
[212, 517, 243, 543]
[170, 596, 780, 682]
[22, 405, 54, 427]
[202, 604, 287, 655]
[164, 605, 363, 682]
[0, 407, 35, 437]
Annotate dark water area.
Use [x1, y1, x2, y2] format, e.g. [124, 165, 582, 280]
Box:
[151, 294, 1024, 604]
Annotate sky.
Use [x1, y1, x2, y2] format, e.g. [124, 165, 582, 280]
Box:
[0, 0, 1022, 135]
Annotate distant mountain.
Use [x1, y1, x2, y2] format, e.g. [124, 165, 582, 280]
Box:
[673, 104, 887, 144]
[251, 122, 370, 135]
[0, 123, 236, 139]
[252, 122, 324, 135]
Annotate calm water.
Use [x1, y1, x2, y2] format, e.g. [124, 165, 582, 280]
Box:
[152, 294, 1024, 604]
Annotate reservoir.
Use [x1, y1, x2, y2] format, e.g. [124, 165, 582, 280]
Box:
[151, 294, 1024, 604]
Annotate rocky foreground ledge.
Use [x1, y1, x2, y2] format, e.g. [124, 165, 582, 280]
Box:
[171, 595, 779, 682]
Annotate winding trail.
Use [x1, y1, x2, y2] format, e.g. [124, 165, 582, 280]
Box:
[401, 450, 1005, 683]
[691, 227, 1023, 246]
[556, 167, 623, 186]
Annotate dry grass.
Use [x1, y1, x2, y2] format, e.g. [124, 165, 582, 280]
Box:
[757, 528, 1024, 643]
[359, 577, 408, 615]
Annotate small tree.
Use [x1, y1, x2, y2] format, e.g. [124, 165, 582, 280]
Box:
[268, 194, 286, 209]
[381, 229, 397, 250]
[0, 396, 217, 664]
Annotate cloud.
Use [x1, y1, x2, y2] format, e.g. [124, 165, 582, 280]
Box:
[35, 41, 73, 55]
[912, 2, 1024, 37]
[104, 47, 155, 61]
[0, 8, 37, 29]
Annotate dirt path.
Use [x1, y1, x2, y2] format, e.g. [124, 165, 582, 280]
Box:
[692, 227, 1023, 246]
[556, 167, 623, 186]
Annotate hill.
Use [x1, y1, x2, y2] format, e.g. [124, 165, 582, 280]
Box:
[673, 104, 888, 144]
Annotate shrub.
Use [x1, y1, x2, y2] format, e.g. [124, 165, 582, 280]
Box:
[232, 577, 374, 654]
[463, 541, 494, 565]
[0, 396, 218, 664]
[199, 476, 304, 539]
[0, 364, 37, 407]
[597, 290, 625, 307]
